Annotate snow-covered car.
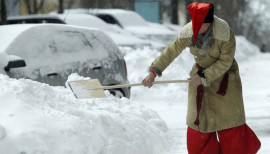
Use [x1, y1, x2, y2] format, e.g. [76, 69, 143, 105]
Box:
[6, 14, 154, 49]
[56, 13, 152, 48]
[0, 24, 130, 98]
[88, 9, 177, 45]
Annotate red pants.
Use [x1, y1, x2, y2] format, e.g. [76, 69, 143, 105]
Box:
[187, 124, 261, 154]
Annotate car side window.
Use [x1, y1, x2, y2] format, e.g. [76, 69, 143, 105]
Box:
[6, 18, 65, 25]
[96, 14, 122, 28]
[46, 19, 65, 24]
[6, 20, 25, 24]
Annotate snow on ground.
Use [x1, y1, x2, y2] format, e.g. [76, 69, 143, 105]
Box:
[122, 36, 270, 153]
[0, 74, 169, 154]
[0, 33, 269, 153]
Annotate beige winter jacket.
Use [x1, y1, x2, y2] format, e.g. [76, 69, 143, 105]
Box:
[149, 16, 245, 133]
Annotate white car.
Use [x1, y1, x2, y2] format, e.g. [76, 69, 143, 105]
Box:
[56, 13, 152, 48]
[6, 14, 153, 49]
[0, 24, 130, 98]
[88, 9, 177, 45]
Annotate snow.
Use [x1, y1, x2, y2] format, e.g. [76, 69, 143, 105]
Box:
[0, 74, 168, 154]
[0, 125, 6, 140]
[0, 24, 269, 153]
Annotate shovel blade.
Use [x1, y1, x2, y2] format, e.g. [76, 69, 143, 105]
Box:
[68, 79, 105, 99]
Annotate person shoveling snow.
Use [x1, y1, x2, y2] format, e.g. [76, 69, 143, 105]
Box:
[142, 2, 261, 154]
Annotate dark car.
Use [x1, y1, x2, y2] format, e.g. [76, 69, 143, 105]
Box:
[4, 14, 65, 25]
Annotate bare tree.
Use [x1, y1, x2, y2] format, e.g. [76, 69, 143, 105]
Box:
[171, 0, 178, 24]
[242, 0, 269, 50]
[183, 0, 196, 23]
[67, 0, 75, 9]
[0, 0, 7, 24]
[213, 0, 247, 35]
[58, 0, 63, 13]
[24, 0, 45, 14]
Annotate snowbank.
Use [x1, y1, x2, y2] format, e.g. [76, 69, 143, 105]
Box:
[0, 74, 168, 154]
[235, 36, 260, 61]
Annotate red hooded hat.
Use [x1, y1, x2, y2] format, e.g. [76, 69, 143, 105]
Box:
[188, 3, 214, 44]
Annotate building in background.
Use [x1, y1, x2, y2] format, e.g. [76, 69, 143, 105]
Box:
[134, 0, 161, 23]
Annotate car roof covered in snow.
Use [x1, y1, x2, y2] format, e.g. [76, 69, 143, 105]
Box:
[0, 24, 111, 53]
[89, 9, 149, 27]
[56, 13, 151, 47]
[57, 13, 114, 32]
[0, 24, 121, 68]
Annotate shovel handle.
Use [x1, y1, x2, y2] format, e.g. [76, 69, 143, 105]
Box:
[101, 80, 190, 90]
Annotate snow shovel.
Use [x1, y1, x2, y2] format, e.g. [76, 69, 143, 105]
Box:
[68, 79, 190, 99]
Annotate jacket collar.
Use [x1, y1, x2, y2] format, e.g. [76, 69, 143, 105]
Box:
[178, 16, 230, 42]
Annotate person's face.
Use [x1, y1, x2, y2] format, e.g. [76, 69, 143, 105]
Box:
[199, 23, 211, 34]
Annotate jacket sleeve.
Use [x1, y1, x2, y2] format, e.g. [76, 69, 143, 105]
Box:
[148, 38, 189, 76]
[204, 29, 236, 82]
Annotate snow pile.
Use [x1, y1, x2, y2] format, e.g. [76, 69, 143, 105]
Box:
[234, 36, 260, 61]
[0, 74, 168, 154]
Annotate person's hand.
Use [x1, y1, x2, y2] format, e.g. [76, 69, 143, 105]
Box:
[142, 73, 155, 88]
[188, 75, 202, 86]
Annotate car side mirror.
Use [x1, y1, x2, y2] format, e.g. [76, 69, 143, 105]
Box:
[4, 55, 26, 72]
